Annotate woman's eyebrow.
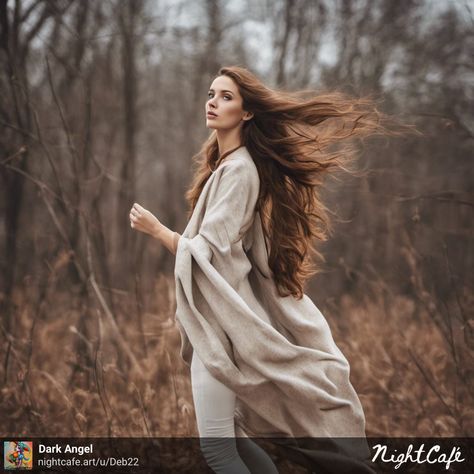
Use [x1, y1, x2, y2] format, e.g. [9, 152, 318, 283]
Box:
[208, 88, 234, 95]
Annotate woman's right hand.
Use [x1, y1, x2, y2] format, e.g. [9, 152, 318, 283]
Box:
[129, 203, 163, 239]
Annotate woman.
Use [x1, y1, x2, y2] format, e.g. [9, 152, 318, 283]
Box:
[129, 65, 405, 473]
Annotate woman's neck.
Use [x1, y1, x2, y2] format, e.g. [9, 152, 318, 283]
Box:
[216, 129, 243, 158]
[213, 143, 243, 171]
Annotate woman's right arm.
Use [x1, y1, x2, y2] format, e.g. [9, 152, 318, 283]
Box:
[129, 202, 180, 255]
[153, 222, 181, 255]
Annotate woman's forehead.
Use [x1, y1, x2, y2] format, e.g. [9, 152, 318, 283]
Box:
[209, 75, 238, 93]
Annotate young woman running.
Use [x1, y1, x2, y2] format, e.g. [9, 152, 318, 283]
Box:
[129, 65, 405, 473]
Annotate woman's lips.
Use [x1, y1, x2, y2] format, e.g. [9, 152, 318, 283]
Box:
[207, 112, 217, 118]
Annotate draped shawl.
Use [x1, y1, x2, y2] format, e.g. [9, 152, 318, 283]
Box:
[174, 146, 375, 473]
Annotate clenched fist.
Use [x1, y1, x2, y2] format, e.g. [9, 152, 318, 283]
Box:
[129, 203, 162, 239]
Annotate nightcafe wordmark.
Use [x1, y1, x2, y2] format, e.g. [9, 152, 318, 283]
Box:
[372, 443, 465, 470]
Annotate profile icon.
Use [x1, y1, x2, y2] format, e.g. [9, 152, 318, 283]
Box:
[3, 441, 33, 470]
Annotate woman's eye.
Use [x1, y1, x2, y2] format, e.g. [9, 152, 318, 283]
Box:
[207, 93, 231, 100]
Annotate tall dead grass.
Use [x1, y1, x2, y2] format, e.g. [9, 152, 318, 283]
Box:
[1, 272, 472, 438]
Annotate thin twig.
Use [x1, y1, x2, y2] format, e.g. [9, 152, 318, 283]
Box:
[85, 225, 145, 377]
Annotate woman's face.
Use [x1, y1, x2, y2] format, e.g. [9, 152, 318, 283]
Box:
[206, 75, 253, 130]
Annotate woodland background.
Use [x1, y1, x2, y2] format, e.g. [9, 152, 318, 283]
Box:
[0, 0, 473, 449]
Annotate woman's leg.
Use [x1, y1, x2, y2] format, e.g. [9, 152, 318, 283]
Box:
[191, 350, 251, 473]
[236, 438, 279, 474]
[190, 351, 279, 473]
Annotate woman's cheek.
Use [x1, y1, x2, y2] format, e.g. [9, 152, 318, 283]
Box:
[225, 105, 243, 125]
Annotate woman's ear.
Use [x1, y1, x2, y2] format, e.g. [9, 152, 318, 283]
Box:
[243, 111, 254, 121]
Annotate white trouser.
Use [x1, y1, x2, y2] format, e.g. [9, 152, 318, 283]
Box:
[190, 350, 279, 474]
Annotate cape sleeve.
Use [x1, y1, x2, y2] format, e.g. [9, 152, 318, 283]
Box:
[173, 159, 259, 372]
[189, 161, 257, 258]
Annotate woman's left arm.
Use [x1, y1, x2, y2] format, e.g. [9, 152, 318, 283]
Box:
[129, 203, 181, 255]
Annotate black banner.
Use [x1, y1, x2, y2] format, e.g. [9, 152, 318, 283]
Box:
[2, 437, 473, 473]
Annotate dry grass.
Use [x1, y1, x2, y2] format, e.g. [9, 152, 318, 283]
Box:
[332, 289, 474, 437]
[1, 275, 473, 439]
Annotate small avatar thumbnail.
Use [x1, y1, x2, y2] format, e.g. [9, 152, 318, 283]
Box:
[4, 441, 33, 470]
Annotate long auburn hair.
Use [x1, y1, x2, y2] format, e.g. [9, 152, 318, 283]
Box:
[185, 65, 419, 300]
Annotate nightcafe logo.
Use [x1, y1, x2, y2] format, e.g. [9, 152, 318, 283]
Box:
[4, 441, 33, 470]
[372, 443, 465, 470]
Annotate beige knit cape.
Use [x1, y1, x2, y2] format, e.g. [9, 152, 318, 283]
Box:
[174, 146, 375, 473]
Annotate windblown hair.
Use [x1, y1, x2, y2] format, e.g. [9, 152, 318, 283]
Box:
[185, 65, 419, 299]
